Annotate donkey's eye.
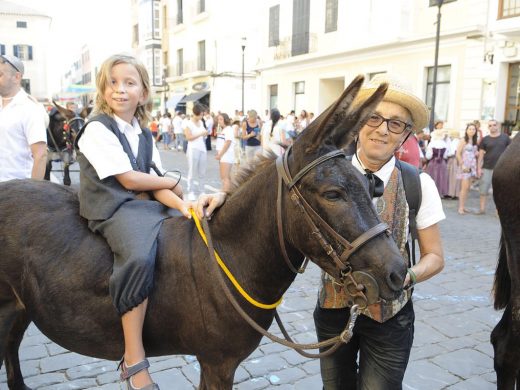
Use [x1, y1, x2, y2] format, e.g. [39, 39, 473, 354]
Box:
[323, 190, 342, 201]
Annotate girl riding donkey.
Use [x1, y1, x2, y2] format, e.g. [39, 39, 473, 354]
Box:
[75, 54, 191, 389]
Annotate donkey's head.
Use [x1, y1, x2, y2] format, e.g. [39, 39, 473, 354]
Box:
[281, 75, 407, 302]
[47, 101, 89, 151]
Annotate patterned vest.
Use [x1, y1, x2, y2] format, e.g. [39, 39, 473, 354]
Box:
[318, 167, 412, 322]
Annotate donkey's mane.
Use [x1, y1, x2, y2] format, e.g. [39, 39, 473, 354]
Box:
[227, 152, 278, 195]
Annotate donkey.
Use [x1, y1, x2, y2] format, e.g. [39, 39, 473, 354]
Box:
[0, 76, 407, 389]
[44, 101, 90, 186]
[491, 132, 520, 390]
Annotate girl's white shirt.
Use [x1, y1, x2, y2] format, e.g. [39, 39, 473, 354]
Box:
[78, 115, 163, 180]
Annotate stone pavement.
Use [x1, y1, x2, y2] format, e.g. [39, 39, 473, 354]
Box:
[0, 147, 503, 389]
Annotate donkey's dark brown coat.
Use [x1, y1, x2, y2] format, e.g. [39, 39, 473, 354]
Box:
[491, 132, 520, 389]
[0, 77, 406, 389]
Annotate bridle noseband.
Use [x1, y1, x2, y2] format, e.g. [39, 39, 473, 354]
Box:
[275, 145, 389, 308]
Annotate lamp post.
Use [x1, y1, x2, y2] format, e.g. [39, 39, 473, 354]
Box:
[241, 37, 247, 114]
[428, 0, 456, 131]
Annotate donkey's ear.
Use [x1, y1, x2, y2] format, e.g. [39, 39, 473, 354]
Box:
[53, 100, 74, 119]
[330, 83, 388, 148]
[295, 75, 365, 152]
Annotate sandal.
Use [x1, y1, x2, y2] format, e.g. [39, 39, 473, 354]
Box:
[118, 358, 160, 390]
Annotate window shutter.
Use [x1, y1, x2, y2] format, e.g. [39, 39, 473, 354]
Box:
[28, 45, 33, 60]
[13, 45, 19, 57]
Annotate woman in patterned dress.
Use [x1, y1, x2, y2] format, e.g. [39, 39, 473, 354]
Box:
[456, 123, 478, 214]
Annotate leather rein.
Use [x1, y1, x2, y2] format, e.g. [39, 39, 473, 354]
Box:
[199, 146, 390, 358]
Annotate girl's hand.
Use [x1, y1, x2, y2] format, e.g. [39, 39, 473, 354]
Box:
[178, 200, 192, 219]
[215, 154, 221, 160]
[195, 192, 227, 220]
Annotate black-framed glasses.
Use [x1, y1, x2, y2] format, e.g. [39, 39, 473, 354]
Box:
[0, 56, 22, 73]
[366, 113, 412, 134]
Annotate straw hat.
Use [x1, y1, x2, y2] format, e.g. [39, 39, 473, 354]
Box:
[354, 73, 429, 131]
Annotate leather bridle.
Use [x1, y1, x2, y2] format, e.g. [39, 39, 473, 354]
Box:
[275, 145, 389, 308]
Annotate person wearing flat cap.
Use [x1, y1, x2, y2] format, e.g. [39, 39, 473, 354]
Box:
[0, 54, 48, 182]
[313, 74, 446, 390]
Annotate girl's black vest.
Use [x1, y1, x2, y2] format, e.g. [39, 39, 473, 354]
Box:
[75, 114, 154, 221]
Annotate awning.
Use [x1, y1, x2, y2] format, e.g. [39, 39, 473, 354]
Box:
[179, 91, 210, 103]
[166, 93, 185, 109]
[65, 83, 96, 93]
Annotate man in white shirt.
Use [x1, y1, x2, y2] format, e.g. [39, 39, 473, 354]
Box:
[0, 55, 48, 181]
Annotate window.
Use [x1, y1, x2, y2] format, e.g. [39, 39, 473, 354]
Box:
[325, 0, 338, 33]
[198, 0, 205, 13]
[0, 44, 5, 55]
[269, 84, 278, 110]
[14, 45, 33, 61]
[292, 0, 310, 56]
[139, 0, 153, 40]
[294, 81, 305, 113]
[153, 1, 161, 39]
[82, 72, 91, 84]
[154, 48, 162, 85]
[504, 62, 519, 133]
[498, 0, 520, 18]
[176, 0, 183, 24]
[198, 40, 206, 71]
[16, 21, 27, 28]
[176, 48, 183, 76]
[269, 5, 280, 47]
[425, 65, 451, 123]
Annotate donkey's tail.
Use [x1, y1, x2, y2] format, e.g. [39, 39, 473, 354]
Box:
[493, 232, 510, 310]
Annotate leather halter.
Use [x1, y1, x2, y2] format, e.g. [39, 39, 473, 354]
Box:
[275, 145, 389, 281]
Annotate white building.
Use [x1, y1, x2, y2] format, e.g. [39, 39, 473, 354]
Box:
[255, 0, 520, 133]
[0, 0, 51, 101]
[163, 0, 262, 116]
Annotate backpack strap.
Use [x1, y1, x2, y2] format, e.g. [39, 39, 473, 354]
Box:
[395, 159, 422, 266]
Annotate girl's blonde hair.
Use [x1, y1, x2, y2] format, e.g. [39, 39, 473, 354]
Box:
[93, 54, 152, 128]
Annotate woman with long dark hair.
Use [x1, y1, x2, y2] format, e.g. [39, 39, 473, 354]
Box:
[455, 123, 478, 214]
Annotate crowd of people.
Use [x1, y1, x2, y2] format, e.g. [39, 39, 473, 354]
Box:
[395, 118, 511, 216]
[149, 107, 314, 199]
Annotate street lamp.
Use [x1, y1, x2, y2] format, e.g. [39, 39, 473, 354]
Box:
[241, 37, 247, 114]
[428, 0, 456, 131]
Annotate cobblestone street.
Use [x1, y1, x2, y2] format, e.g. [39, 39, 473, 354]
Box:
[0, 148, 503, 389]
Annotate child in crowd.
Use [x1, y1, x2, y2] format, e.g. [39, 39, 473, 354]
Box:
[75, 54, 190, 389]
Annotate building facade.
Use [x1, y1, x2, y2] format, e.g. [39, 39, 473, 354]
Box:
[255, 0, 520, 133]
[0, 0, 51, 101]
[163, 0, 262, 116]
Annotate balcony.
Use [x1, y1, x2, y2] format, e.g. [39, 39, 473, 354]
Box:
[272, 33, 318, 61]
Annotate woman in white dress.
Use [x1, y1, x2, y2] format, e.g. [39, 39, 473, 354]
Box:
[261, 108, 290, 157]
[215, 113, 235, 192]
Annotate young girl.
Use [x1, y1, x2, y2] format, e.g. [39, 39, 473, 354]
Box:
[456, 123, 478, 214]
[215, 113, 235, 192]
[75, 54, 190, 390]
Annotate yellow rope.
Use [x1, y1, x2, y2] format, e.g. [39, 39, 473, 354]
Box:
[189, 208, 283, 310]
